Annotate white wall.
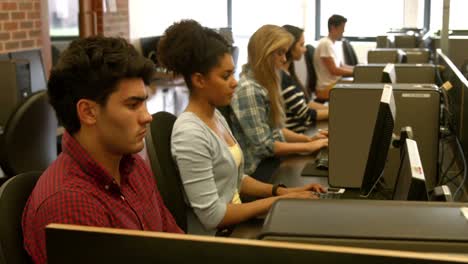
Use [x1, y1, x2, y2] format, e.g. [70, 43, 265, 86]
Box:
[129, 0, 227, 40]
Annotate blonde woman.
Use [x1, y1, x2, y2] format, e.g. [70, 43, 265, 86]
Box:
[230, 25, 328, 181]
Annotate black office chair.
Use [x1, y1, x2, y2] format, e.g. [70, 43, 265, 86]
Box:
[342, 38, 358, 66]
[231, 46, 239, 69]
[0, 171, 41, 264]
[0, 91, 57, 185]
[304, 44, 317, 97]
[145, 111, 187, 232]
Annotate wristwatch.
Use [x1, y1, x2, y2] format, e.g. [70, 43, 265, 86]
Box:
[272, 183, 287, 196]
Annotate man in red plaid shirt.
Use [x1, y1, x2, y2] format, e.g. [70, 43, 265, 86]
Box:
[22, 36, 183, 264]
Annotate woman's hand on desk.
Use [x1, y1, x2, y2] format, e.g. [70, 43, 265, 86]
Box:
[310, 129, 328, 140]
[303, 138, 328, 153]
[278, 191, 319, 200]
[277, 183, 325, 198]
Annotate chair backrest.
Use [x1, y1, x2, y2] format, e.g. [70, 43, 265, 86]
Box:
[0, 171, 41, 264]
[304, 44, 317, 95]
[0, 91, 58, 178]
[342, 38, 358, 66]
[231, 46, 239, 69]
[145, 111, 187, 232]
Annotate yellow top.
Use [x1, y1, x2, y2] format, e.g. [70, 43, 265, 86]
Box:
[228, 143, 242, 204]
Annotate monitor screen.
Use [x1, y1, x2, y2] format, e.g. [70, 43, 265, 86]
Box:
[381, 63, 396, 83]
[0, 53, 10, 60]
[140, 36, 161, 65]
[360, 84, 396, 197]
[9, 49, 47, 93]
[392, 138, 429, 201]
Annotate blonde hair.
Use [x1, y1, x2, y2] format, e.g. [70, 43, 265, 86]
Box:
[245, 25, 293, 127]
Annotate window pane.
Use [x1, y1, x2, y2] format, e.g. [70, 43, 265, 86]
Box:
[48, 0, 79, 37]
[431, 0, 468, 30]
[232, 0, 305, 72]
[130, 0, 227, 39]
[320, 0, 405, 37]
[232, 0, 304, 36]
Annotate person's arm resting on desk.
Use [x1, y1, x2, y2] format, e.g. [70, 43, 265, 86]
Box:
[221, 176, 324, 227]
[273, 128, 328, 155]
[321, 57, 353, 77]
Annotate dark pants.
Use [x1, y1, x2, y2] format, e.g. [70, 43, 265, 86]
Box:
[250, 157, 281, 183]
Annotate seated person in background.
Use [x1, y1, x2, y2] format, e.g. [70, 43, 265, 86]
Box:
[22, 36, 183, 264]
[230, 24, 328, 181]
[281, 24, 329, 133]
[159, 20, 324, 236]
[313, 14, 354, 101]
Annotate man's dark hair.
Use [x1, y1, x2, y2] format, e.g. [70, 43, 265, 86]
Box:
[157, 19, 231, 90]
[48, 36, 155, 135]
[328, 14, 347, 32]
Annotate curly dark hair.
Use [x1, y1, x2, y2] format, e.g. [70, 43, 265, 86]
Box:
[47, 36, 155, 135]
[157, 19, 231, 90]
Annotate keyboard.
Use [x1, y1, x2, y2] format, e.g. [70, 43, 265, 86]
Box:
[316, 188, 345, 199]
[315, 147, 329, 170]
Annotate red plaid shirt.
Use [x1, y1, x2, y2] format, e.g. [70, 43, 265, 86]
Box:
[22, 131, 183, 264]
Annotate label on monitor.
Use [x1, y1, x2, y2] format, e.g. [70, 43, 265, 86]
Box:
[401, 93, 431, 98]
[381, 84, 396, 120]
[406, 139, 425, 181]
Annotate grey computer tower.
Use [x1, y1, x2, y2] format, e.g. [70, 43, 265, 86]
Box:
[0, 59, 32, 127]
[328, 83, 439, 189]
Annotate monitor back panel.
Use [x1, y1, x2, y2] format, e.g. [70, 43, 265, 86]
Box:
[328, 84, 440, 189]
[367, 50, 400, 64]
[354, 64, 436, 83]
[259, 199, 468, 254]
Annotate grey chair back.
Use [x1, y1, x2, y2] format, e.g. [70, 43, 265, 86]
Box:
[0, 171, 41, 264]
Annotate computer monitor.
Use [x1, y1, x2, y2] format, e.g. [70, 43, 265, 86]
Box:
[354, 64, 436, 84]
[0, 53, 10, 60]
[9, 49, 47, 93]
[139, 35, 161, 65]
[360, 84, 396, 197]
[381, 63, 396, 83]
[260, 199, 468, 254]
[46, 223, 468, 264]
[394, 35, 418, 48]
[392, 138, 429, 201]
[436, 49, 468, 160]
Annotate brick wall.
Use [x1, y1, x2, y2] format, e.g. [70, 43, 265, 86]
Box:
[96, 0, 129, 39]
[0, 0, 43, 53]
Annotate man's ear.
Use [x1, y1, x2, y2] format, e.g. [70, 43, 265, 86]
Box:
[76, 99, 98, 126]
[191, 73, 205, 90]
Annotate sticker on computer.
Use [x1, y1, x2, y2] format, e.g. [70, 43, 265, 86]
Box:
[402, 93, 431, 98]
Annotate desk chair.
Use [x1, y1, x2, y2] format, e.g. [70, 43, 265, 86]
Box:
[342, 39, 358, 66]
[0, 171, 41, 264]
[0, 91, 57, 185]
[304, 44, 317, 98]
[145, 111, 187, 232]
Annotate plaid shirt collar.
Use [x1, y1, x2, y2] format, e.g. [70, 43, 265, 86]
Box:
[61, 131, 136, 192]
